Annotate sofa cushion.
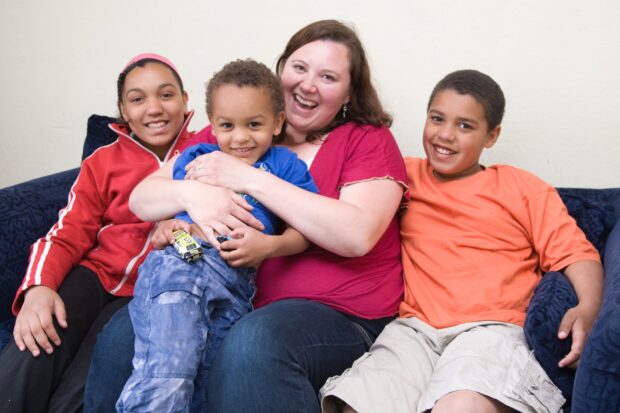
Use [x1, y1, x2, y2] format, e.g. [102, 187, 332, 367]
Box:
[81, 115, 118, 160]
[557, 188, 617, 260]
[525, 188, 620, 410]
[524, 271, 577, 407]
[0, 168, 80, 323]
[572, 222, 620, 410]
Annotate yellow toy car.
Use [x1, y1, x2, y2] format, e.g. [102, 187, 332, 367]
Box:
[172, 229, 204, 262]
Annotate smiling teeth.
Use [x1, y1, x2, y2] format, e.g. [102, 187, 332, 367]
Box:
[435, 146, 456, 155]
[147, 121, 167, 128]
[294, 94, 317, 108]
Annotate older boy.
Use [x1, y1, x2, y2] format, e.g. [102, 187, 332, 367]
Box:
[321, 70, 603, 413]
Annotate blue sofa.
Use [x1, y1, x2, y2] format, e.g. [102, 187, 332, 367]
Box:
[0, 115, 618, 411]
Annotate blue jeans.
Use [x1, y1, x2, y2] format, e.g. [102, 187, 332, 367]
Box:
[85, 300, 391, 413]
[207, 299, 392, 413]
[115, 244, 255, 413]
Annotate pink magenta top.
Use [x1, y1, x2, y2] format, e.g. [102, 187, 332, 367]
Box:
[257, 123, 407, 318]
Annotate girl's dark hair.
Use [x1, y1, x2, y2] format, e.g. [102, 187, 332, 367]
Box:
[116, 58, 185, 123]
[276, 19, 392, 140]
[428, 69, 505, 131]
[206, 59, 284, 116]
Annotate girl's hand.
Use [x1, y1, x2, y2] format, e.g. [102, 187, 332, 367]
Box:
[151, 219, 192, 249]
[557, 302, 599, 368]
[185, 151, 257, 194]
[219, 227, 274, 268]
[13, 286, 67, 357]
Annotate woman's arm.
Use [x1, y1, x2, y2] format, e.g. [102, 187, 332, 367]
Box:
[186, 151, 404, 257]
[129, 155, 264, 240]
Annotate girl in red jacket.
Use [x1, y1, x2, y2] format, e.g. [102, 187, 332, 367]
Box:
[0, 53, 200, 413]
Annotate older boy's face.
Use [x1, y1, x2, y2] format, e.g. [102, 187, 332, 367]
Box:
[423, 89, 500, 181]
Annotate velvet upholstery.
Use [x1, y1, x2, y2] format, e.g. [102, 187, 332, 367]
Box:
[0, 115, 618, 410]
[0, 114, 117, 350]
[525, 188, 620, 411]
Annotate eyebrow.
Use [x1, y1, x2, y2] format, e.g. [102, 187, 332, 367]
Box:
[214, 114, 268, 122]
[124, 82, 178, 96]
[290, 59, 341, 77]
[428, 109, 479, 125]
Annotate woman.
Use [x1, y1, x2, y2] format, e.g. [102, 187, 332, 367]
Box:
[85, 20, 408, 413]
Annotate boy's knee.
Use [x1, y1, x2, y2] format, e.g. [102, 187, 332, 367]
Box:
[432, 391, 514, 413]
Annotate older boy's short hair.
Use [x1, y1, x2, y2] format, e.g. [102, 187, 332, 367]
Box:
[205, 59, 284, 116]
[427, 70, 505, 131]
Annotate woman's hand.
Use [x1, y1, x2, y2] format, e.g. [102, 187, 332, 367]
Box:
[185, 151, 256, 193]
[13, 286, 67, 356]
[129, 156, 264, 240]
[181, 184, 264, 245]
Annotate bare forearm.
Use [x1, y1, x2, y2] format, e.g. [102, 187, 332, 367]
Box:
[245, 169, 403, 257]
[129, 176, 194, 221]
[268, 227, 309, 258]
[564, 259, 604, 312]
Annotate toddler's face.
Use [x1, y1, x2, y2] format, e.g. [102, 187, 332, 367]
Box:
[423, 89, 499, 181]
[209, 85, 285, 165]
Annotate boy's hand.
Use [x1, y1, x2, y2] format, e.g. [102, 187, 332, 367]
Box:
[152, 219, 192, 249]
[219, 227, 273, 268]
[13, 286, 67, 357]
[557, 303, 598, 368]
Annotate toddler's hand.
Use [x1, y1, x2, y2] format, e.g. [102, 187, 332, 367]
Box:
[151, 219, 192, 249]
[219, 227, 272, 268]
[557, 303, 598, 368]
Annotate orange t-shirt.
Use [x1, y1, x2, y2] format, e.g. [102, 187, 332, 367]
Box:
[400, 158, 600, 328]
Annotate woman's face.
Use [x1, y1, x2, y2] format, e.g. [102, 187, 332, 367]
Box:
[280, 40, 351, 138]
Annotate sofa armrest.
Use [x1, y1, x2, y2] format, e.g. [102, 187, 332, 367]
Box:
[572, 219, 620, 411]
[525, 188, 620, 410]
[0, 168, 79, 322]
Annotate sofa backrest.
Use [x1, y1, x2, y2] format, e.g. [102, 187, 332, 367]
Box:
[82, 114, 119, 160]
[557, 188, 620, 260]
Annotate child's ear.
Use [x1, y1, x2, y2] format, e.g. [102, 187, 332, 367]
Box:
[484, 125, 501, 148]
[182, 91, 189, 111]
[118, 102, 128, 122]
[207, 113, 217, 137]
[273, 111, 286, 137]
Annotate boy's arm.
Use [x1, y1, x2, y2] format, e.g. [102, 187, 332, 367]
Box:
[269, 226, 310, 257]
[219, 226, 309, 269]
[557, 259, 604, 368]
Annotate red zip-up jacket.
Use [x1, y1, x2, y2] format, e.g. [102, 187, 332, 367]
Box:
[13, 112, 197, 314]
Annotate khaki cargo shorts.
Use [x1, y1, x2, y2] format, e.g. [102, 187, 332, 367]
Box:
[321, 318, 565, 413]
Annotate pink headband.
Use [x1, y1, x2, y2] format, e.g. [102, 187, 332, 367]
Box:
[121, 53, 179, 75]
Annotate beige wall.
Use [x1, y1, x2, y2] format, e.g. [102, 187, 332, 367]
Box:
[1, 0, 618, 188]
